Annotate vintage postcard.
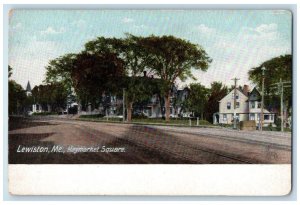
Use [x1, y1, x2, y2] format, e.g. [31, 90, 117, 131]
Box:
[7, 9, 292, 195]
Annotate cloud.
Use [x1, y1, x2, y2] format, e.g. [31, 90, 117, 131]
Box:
[255, 23, 278, 33]
[122, 17, 134, 23]
[243, 23, 278, 35]
[241, 23, 280, 42]
[72, 19, 86, 28]
[11, 22, 22, 30]
[133, 24, 148, 29]
[40, 26, 66, 35]
[195, 24, 216, 35]
[181, 22, 290, 88]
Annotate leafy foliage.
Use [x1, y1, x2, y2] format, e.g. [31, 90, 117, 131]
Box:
[185, 83, 210, 119]
[204, 82, 229, 122]
[248, 54, 292, 113]
[9, 65, 13, 78]
[9, 80, 28, 114]
[71, 52, 125, 110]
[137, 35, 211, 84]
[136, 35, 212, 121]
[31, 83, 69, 112]
[45, 53, 77, 91]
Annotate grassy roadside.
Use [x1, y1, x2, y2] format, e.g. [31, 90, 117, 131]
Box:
[76, 116, 217, 128]
[21, 115, 291, 132]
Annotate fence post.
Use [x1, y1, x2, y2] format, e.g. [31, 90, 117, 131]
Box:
[189, 118, 192, 126]
[197, 117, 199, 126]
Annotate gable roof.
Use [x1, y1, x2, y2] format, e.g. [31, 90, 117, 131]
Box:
[219, 88, 247, 102]
[248, 87, 261, 101]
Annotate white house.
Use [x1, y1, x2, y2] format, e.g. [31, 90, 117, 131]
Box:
[214, 86, 275, 127]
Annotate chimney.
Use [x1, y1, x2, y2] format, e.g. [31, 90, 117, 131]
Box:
[243, 85, 250, 96]
[143, 71, 147, 77]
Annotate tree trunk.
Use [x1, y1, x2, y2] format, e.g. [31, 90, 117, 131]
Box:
[127, 102, 133, 122]
[164, 92, 171, 122]
[157, 94, 164, 119]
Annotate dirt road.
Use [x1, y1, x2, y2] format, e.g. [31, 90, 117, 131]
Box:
[8, 117, 291, 164]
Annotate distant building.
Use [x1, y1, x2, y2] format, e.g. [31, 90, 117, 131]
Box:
[25, 81, 32, 96]
[25, 81, 45, 113]
[213, 85, 275, 127]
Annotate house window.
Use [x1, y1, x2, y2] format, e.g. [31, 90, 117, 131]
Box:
[257, 114, 260, 121]
[264, 115, 269, 120]
[236, 113, 240, 121]
[236, 102, 240, 108]
[251, 102, 255, 108]
[227, 102, 231, 110]
[257, 102, 261, 108]
[250, 113, 255, 120]
[223, 114, 227, 121]
[270, 115, 274, 121]
[232, 93, 239, 99]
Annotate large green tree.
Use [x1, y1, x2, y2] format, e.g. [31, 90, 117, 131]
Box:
[185, 83, 209, 119]
[31, 83, 69, 112]
[248, 54, 292, 114]
[84, 35, 154, 121]
[8, 66, 29, 115]
[137, 35, 212, 121]
[9, 80, 27, 115]
[71, 52, 125, 112]
[204, 82, 228, 123]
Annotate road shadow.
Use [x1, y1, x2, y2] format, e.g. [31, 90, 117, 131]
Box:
[9, 116, 57, 131]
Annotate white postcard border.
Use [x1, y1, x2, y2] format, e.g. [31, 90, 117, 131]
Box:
[9, 164, 291, 196]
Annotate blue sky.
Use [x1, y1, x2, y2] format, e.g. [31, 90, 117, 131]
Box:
[9, 10, 292, 89]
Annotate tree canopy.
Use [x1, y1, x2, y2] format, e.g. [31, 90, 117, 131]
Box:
[83, 35, 162, 121]
[248, 54, 292, 113]
[71, 52, 125, 110]
[136, 35, 212, 121]
[42, 34, 211, 121]
[185, 83, 210, 119]
[31, 82, 69, 112]
[8, 65, 29, 114]
[204, 82, 229, 122]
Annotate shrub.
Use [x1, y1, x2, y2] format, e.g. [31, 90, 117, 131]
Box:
[79, 114, 105, 119]
[132, 113, 148, 119]
[32, 112, 57, 116]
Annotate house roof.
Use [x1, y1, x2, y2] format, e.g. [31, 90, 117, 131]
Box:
[248, 87, 262, 101]
[219, 88, 247, 102]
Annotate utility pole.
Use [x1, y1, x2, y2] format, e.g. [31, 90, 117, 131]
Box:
[260, 66, 266, 131]
[123, 88, 126, 122]
[270, 78, 291, 132]
[231, 77, 240, 129]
